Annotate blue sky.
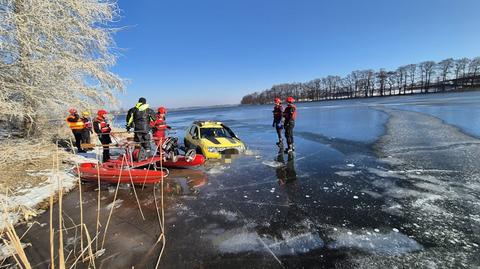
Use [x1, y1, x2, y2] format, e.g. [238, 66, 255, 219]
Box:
[112, 0, 480, 109]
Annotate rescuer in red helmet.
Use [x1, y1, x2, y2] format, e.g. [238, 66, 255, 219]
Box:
[150, 106, 171, 147]
[272, 97, 284, 147]
[93, 109, 112, 162]
[283, 96, 297, 153]
[66, 108, 86, 153]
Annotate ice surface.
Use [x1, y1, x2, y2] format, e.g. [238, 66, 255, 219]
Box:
[15, 92, 480, 268]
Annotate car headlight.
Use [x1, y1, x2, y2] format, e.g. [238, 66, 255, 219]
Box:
[207, 147, 218, 153]
[234, 145, 245, 152]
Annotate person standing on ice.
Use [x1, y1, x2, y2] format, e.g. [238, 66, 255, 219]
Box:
[66, 108, 85, 153]
[81, 111, 93, 147]
[93, 109, 112, 162]
[150, 106, 171, 147]
[126, 97, 155, 154]
[272, 97, 284, 147]
[283, 96, 297, 153]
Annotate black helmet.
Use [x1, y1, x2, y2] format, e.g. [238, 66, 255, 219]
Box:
[138, 97, 146, 104]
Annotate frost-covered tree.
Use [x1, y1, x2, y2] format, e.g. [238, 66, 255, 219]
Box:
[0, 0, 124, 135]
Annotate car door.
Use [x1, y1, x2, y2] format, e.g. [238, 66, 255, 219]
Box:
[186, 125, 200, 148]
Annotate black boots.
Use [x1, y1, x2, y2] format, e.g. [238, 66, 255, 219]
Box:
[284, 143, 294, 154]
[276, 139, 283, 148]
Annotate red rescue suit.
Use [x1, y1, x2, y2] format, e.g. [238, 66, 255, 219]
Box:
[150, 114, 170, 146]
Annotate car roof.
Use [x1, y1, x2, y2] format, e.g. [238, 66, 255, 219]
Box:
[193, 120, 224, 128]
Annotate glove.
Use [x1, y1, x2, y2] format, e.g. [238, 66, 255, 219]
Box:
[167, 126, 172, 129]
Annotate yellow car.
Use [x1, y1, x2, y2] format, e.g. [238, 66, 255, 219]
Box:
[184, 121, 246, 159]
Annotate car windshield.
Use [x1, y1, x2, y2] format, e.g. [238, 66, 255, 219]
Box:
[200, 127, 233, 138]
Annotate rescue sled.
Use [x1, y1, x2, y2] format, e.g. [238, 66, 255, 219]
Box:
[75, 162, 167, 184]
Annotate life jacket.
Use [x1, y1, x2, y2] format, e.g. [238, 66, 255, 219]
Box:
[127, 103, 154, 131]
[273, 104, 283, 122]
[283, 104, 297, 122]
[151, 115, 168, 139]
[66, 115, 84, 130]
[94, 116, 111, 133]
[82, 117, 92, 129]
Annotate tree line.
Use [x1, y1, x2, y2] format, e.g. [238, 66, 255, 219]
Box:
[241, 57, 480, 105]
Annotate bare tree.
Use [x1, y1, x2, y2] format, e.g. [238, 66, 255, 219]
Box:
[0, 0, 124, 136]
[365, 70, 375, 97]
[395, 66, 408, 94]
[454, 58, 470, 88]
[386, 71, 396, 95]
[468, 57, 480, 86]
[419, 61, 436, 93]
[406, 64, 417, 93]
[376, 69, 388, 96]
[438, 58, 454, 91]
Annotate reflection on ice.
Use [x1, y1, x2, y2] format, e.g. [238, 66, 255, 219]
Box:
[328, 231, 423, 256]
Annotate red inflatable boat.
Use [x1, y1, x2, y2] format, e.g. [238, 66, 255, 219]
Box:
[107, 154, 206, 169]
[161, 154, 205, 168]
[76, 162, 167, 184]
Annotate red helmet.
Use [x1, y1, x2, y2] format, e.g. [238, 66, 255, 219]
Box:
[274, 97, 281, 104]
[287, 96, 295, 103]
[68, 108, 77, 115]
[157, 107, 167, 114]
[97, 109, 108, 117]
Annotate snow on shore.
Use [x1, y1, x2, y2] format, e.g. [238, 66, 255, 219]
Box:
[0, 153, 97, 230]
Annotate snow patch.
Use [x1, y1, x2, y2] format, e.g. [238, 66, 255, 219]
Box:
[105, 199, 123, 210]
[335, 171, 361, 178]
[207, 165, 229, 175]
[212, 209, 239, 222]
[328, 231, 423, 255]
[0, 169, 77, 230]
[262, 160, 284, 168]
[216, 230, 324, 256]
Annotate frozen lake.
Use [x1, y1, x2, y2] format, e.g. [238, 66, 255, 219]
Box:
[20, 91, 480, 268]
